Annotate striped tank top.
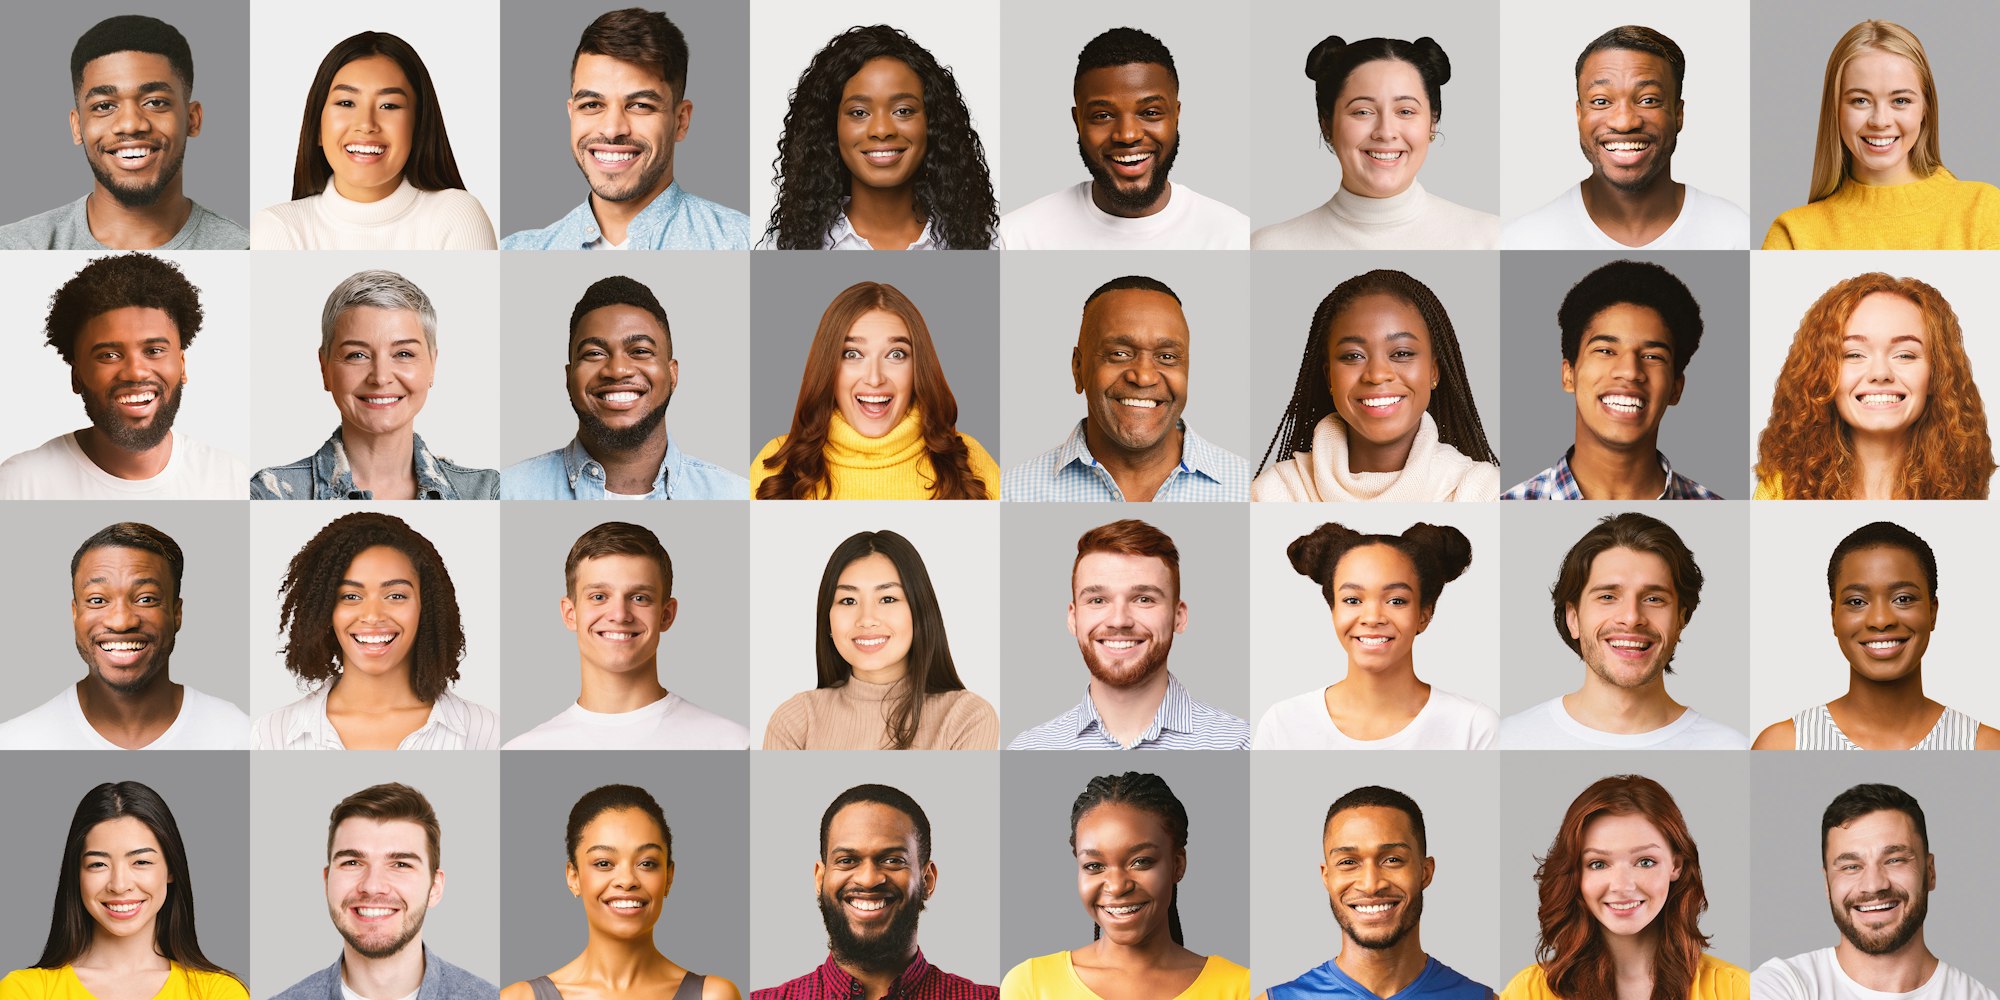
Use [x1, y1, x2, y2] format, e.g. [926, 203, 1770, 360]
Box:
[1791, 703, 1982, 750]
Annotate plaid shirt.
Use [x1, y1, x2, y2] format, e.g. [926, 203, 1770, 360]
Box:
[1001, 419, 1251, 501]
[1501, 448, 1723, 500]
[751, 951, 996, 1000]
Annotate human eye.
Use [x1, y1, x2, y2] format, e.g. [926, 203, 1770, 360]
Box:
[343, 350, 370, 363]
[143, 97, 173, 110]
[1644, 594, 1668, 605]
[841, 348, 863, 360]
[1388, 596, 1408, 606]
[833, 854, 858, 868]
[893, 105, 920, 118]
[1155, 352, 1180, 365]
[1336, 350, 1364, 363]
[879, 594, 900, 605]
[844, 106, 869, 119]
[1893, 97, 1913, 107]
[1849, 97, 1870, 108]
[1106, 348, 1133, 361]
[1350, 108, 1374, 118]
[1585, 859, 1606, 870]
[135, 594, 159, 606]
[1636, 857, 1657, 868]
[1081, 860, 1104, 873]
[90, 100, 117, 114]
[1843, 596, 1866, 609]
[394, 349, 419, 360]
[332, 98, 356, 108]
[378, 100, 404, 111]
[1130, 855, 1155, 869]
[888, 348, 909, 360]
[627, 100, 657, 114]
[1390, 348, 1417, 361]
[837, 596, 856, 606]
[639, 857, 659, 869]
[1133, 594, 1155, 605]
[1340, 595, 1360, 605]
[1588, 96, 1609, 108]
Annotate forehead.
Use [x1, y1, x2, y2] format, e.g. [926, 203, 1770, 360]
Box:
[578, 806, 666, 848]
[335, 306, 427, 341]
[331, 54, 412, 91]
[572, 303, 666, 349]
[1583, 545, 1675, 591]
[85, 814, 162, 850]
[1577, 46, 1675, 94]
[1584, 302, 1670, 344]
[1834, 544, 1927, 591]
[571, 51, 674, 98]
[1844, 293, 1925, 340]
[826, 801, 919, 851]
[1073, 550, 1173, 592]
[345, 543, 418, 580]
[1330, 293, 1429, 344]
[80, 305, 182, 347]
[844, 56, 923, 97]
[1333, 542, 1417, 583]
[1581, 811, 1669, 849]
[73, 544, 174, 588]
[331, 816, 429, 860]
[1324, 804, 1418, 849]
[1338, 58, 1427, 99]
[1826, 808, 1922, 856]
[1841, 49, 1923, 90]
[1082, 289, 1189, 347]
[77, 50, 186, 93]
[1075, 801, 1172, 847]
[836, 551, 903, 587]
[846, 309, 910, 343]
[1076, 62, 1177, 103]
[574, 552, 664, 590]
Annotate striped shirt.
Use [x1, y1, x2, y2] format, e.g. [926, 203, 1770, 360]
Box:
[1792, 703, 1984, 750]
[1502, 447, 1722, 500]
[252, 684, 500, 750]
[1001, 419, 1251, 502]
[1008, 673, 1251, 750]
[751, 951, 996, 1000]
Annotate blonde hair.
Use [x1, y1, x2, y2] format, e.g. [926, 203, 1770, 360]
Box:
[1809, 20, 1940, 203]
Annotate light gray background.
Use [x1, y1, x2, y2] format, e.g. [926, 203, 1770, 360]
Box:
[498, 251, 751, 476]
[248, 752, 500, 997]
[1496, 0, 1750, 222]
[0, 752, 248, 976]
[1247, 503, 1502, 734]
[1499, 250, 1750, 497]
[1250, 752, 1505, 994]
[500, 502, 751, 740]
[1247, 0, 1503, 226]
[999, 503, 1250, 744]
[499, 751, 749, 987]
[1000, 751, 1249, 971]
[998, 251, 1253, 468]
[1749, 752, 2000, 984]
[246, 502, 502, 723]
[501, 1, 751, 232]
[0, 0, 251, 228]
[748, 501, 1000, 747]
[749, 0, 1003, 237]
[1746, 501, 2000, 738]
[749, 252, 999, 462]
[1498, 502, 1752, 734]
[996, 0, 1252, 215]
[0, 502, 250, 719]
[1748, 252, 2000, 488]
[248, 0, 501, 229]
[1249, 251, 1503, 474]
[1500, 753, 1752, 973]
[247, 251, 502, 477]
[1749, 3, 2000, 242]
[0, 251, 254, 471]
[750, 751, 1000, 987]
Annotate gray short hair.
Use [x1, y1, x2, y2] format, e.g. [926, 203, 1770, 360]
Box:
[320, 269, 438, 356]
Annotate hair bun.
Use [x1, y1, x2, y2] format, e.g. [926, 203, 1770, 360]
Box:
[1287, 522, 1359, 583]
[1305, 35, 1348, 82]
[1401, 522, 1473, 583]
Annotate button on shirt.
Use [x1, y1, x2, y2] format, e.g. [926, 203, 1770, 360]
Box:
[250, 429, 498, 500]
[500, 435, 749, 500]
[1008, 673, 1251, 750]
[1502, 447, 1723, 500]
[499, 181, 751, 250]
[1001, 419, 1251, 502]
[751, 952, 996, 1000]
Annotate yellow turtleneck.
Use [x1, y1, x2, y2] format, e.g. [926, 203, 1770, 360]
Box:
[1763, 166, 2000, 249]
[750, 408, 999, 499]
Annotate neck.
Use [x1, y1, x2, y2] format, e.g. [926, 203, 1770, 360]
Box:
[1835, 933, 1937, 993]
[1345, 426, 1419, 474]
[589, 173, 673, 247]
[1087, 670, 1171, 746]
[836, 947, 917, 1000]
[1083, 419, 1183, 502]
[1090, 180, 1170, 219]
[1849, 434, 1908, 500]
[76, 427, 174, 481]
[579, 422, 669, 495]
[84, 184, 193, 250]
[74, 925, 168, 971]
[1334, 661, 1425, 704]
[849, 663, 909, 687]
[1601, 928, 1658, 986]
[328, 668, 424, 710]
[342, 941, 426, 1000]
[75, 674, 183, 748]
[1580, 171, 1681, 224]
[844, 184, 926, 249]
[576, 664, 668, 714]
[1334, 934, 1429, 999]
[1082, 928, 1185, 968]
[1567, 432, 1666, 500]
[1566, 674, 1682, 734]
[340, 425, 418, 499]
[1839, 666, 1928, 715]
[577, 934, 672, 988]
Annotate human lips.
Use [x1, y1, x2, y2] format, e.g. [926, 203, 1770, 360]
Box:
[859, 146, 909, 167]
[853, 392, 895, 422]
[1601, 896, 1648, 919]
[602, 894, 650, 917]
[1859, 635, 1911, 659]
[848, 633, 892, 654]
[1344, 896, 1402, 920]
[94, 633, 155, 668]
[99, 898, 148, 921]
[342, 141, 389, 166]
[1597, 135, 1656, 167]
[1104, 148, 1155, 179]
[112, 383, 163, 415]
[593, 383, 650, 410]
[1353, 391, 1408, 417]
[1093, 631, 1149, 658]
[355, 392, 406, 409]
[585, 140, 647, 173]
[841, 888, 900, 922]
[1849, 892, 1904, 921]
[1854, 389, 1907, 408]
[348, 901, 401, 922]
[1361, 148, 1407, 164]
[348, 629, 401, 657]
[1602, 633, 1657, 659]
[1858, 134, 1901, 154]
[1348, 632, 1397, 649]
[1599, 392, 1647, 419]
[106, 142, 161, 170]
[1098, 898, 1150, 924]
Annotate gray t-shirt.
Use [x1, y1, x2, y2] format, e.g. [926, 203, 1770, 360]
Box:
[0, 194, 248, 250]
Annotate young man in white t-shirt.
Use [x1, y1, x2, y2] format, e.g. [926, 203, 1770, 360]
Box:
[503, 521, 749, 749]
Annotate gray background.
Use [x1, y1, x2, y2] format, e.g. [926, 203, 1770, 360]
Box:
[0, 752, 249, 976]
[1249, 251, 1504, 474]
[248, 752, 500, 998]
[999, 502, 1250, 744]
[1247, 503, 1502, 734]
[1498, 250, 1750, 497]
[750, 751, 1000, 988]
[1499, 752, 1752, 974]
[1749, 752, 2000, 984]
[1498, 502, 1752, 734]
[0, 501, 250, 719]
[996, 0, 1252, 215]
[1247, 0, 1503, 227]
[0, 0, 251, 228]
[1250, 752, 1505, 994]
[748, 501, 1001, 747]
[1749, 2, 2000, 243]
[247, 251, 503, 477]
[749, 252, 1000, 462]
[498, 251, 751, 476]
[500, 501, 751, 741]
[499, 751, 749, 988]
[1000, 751, 1249, 971]
[501, 0, 751, 231]
[998, 251, 1253, 468]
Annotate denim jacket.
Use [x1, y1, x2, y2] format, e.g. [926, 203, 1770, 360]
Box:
[498, 181, 751, 250]
[250, 429, 499, 500]
[500, 434, 748, 500]
[268, 946, 496, 1000]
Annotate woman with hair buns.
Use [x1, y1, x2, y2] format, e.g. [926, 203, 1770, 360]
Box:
[1254, 522, 1496, 749]
[1253, 35, 1498, 249]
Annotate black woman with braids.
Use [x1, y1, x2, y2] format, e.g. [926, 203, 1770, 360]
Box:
[764, 25, 997, 250]
[1253, 270, 1498, 501]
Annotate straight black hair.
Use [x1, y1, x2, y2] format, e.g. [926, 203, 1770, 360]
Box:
[814, 531, 968, 750]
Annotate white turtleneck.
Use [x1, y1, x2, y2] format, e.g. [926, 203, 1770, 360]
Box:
[251, 177, 497, 250]
[1252, 181, 1499, 250]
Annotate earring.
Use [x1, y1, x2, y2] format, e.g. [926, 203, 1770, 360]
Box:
[1430, 130, 1443, 142]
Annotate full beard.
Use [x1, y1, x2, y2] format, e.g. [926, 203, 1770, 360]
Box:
[577, 137, 672, 203]
[1079, 630, 1172, 690]
[1332, 889, 1423, 951]
[83, 381, 183, 453]
[78, 634, 173, 695]
[818, 885, 924, 973]
[573, 390, 670, 453]
[332, 900, 426, 961]
[1078, 132, 1182, 214]
[1832, 888, 1927, 956]
[87, 142, 188, 208]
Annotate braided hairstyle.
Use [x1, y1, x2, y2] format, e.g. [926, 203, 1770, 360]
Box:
[276, 512, 466, 703]
[1069, 772, 1189, 946]
[1287, 521, 1473, 613]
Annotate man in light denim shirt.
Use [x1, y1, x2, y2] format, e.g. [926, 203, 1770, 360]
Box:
[502, 275, 747, 500]
[499, 9, 749, 251]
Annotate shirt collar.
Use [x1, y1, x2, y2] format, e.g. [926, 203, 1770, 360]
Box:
[1554, 446, 1686, 500]
[333, 945, 445, 1000]
[560, 433, 684, 497]
[560, 181, 688, 248]
[815, 949, 934, 997]
[825, 200, 941, 250]
[287, 685, 466, 749]
[1072, 673, 1192, 747]
[1058, 418, 1206, 476]
[315, 430, 455, 499]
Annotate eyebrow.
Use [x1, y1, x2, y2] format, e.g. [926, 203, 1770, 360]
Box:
[83, 846, 159, 859]
[587, 843, 664, 854]
[1336, 581, 1413, 593]
[1585, 582, 1671, 596]
[845, 334, 913, 346]
[1586, 332, 1674, 354]
[1840, 580, 1924, 595]
[86, 336, 173, 353]
[331, 848, 425, 862]
[1335, 331, 1418, 346]
[84, 80, 177, 100]
[579, 579, 659, 593]
[333, 83, 410, 97]
[1077, 842, 1160, 856]
[83, 575, 165, 589]
[835, 581, 905, 592]
[1831, 844, 1916, 864]
[336, 338, 425, 351]
[1083, 94, 1170, 108]
[572, 87, 666, 103]
[1589, 77, 1665, 90]
[1329, 841, 1414, 854]
[342, 578, 416, 589]
[846, 90, 923, 103]
[1076, 583, 1169, 598]
[1844, 333, 1924, 346]
[1845, 87, 1920, 98]
[1344, 94, 1422, 106]
[1099, 333, 1186, 350]
[1581, 843, 1663, 855]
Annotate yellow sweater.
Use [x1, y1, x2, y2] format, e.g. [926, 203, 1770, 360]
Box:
[751, 408, 999, 499]
[1500, 955, 1746, 1000]
[0, 965, 247, 1000]
[1762, 167, 2000, 249]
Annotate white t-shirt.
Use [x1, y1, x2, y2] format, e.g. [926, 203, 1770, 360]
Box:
[0, 431, 249, 500]
[503, 692, 750, 750]
[0, 684, 250, 750]
[1503, 182, 1750, 249]
[1254, 686, 1498, 750]
[999, 181, 1249, 250]
[1754, 949, 1998, 1000]
[1497, 696, 1749, 750]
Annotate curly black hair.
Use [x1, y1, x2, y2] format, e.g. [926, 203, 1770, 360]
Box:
[765, 25, 996, 250]
[1557, 259, 1704, 378]
[277, 512, 466, 704]
[45, 253, 203, 365]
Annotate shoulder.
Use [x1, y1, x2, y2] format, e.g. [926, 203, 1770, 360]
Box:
[500, 200, 588, 249]
[667, 189, 754, 247]
[179, 685, 252, 727]
[1498, 965, 1550, 1000]
[1250, 208, 1330, 250]
[1185, 696, 1252, 748]
[1694, 955, 1749, 1000]
[1199, 955, 1250, 983]
[934, 691, 1000, 749]
[181, 969, 249, 1000]
[428, 451, 502, 500]
[0, 967, 64, 1000]
[270, 960, 341, 1000]
[0, 201, 80, 248]
[750, 435, 790, 489]
[184, 202, 250, 249]
[1007, 712, 1083, 751]
[761, 690, 817, 748]
[250, 455, 317, 500]
[426, 950, 499, 995]
[957, 433, 1002, 495]
[1976, 723, 2000, 750]
[1752, 473, 1785, 500]
[500, 710, 575, 750]
[251, 695, 315, 750]
[668, 445, 751, 499]
[1676, 711, 1751, 749]
[1681, 185, 1751, 224]
[1501, 186, 1582, 248]
[997, 185, 1088, 246]
[1761, 202, 1824, 249]
[1752, 717, 1797, 751]
[1250, 461, 1307, 502]
[1171, 184, 1251, 222]
[498, 982, 535, 1000]
[251, 199, 313, 248]
[413, 188, 498, 248]
[1000, 953, 1066, 992]
[699, 975, 744, 1000]
[446, 694, 502, 750]
[664, 696, 753, 749]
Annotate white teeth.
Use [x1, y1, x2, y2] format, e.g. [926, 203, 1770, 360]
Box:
[857, 395, 891, 404]
[849, 898, 886, 911]
[116, 148, 151, 159]
[1118, 398, 1160, 408]
[100, 641, 145, 651]
[602, 391, 639, 403]
[1858, 393, 1902, 405]
[1111, 153, 1150, 163]
[865, 150, 901, 160]
[1603, 141, 1648, 151]
[1354, 903, 1393, 913]
[1857, 902, 1896, 911]
[592, 150, 635, 162]
[1104, 904, 1143, 915]
[1865, 639, 1904, 649]
[1608, 639, 1650, 649]
[1355, 636, 1391, 645]
[1863, 137, 1896, 147]
[853, 637, 888, 649]
[1602, 394, 1643, 414]
[345, 144, 385, 155]
[117, 391, 157, 404]
[106, 902, 141, 913]
[354, 635, 394, 645]
[1360, 395, 1403, 408]
[1101, 639, 1138, 650]
[361, 396, 401, 404]
[356, 907, 394, 918]
[608, 899, 645, 910]
[599, 631, 636, 641]
[1365, 151, 1403, 161]
[1607, 900, 1643, 911]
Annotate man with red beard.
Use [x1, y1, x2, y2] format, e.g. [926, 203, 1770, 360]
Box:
[1753, 784, 1997, 1000]
[1008, 519, 1249, 750]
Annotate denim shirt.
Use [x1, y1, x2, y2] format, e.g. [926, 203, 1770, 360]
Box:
[268, 946, 497, 1000]
[500, 434, 748, 500]
[499, 181, 751, 250]
[250, 429, 499, 500]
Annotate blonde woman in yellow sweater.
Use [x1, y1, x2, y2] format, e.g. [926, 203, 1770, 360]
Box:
[1763, 20, 2000, 249]
[753, 281, 999, 499]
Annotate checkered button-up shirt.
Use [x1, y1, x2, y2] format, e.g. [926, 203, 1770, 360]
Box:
[751, 951, 996, 1000]
[1001, 419, 1250, 502]
[1501, 448, 1723, 500]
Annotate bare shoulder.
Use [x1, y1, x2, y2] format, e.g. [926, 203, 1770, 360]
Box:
[500, 982, 536, 1000]
[1977, 723, 2000, 750]
[1752, 718, 1796, 751]
[701, 975, 743, 1000]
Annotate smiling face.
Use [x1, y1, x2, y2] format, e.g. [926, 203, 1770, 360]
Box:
[1070, 552, 1186, 689]
[568, 53, 689, 205]
[1330, 544, 1428, 676]
[1073, 62, 1181, 216]
[565, 807, 672, 941]
[567, 304, 677, 453]
[319, 55, 416, 203]
[838, 56, 927, 193]
[829, 552, 914, 685]
[1327, 293, 1436, 454]
[324, 817, 440, 960]
[332, 545, 421, 679]
[72, 51, 199, 209]
[72, 545, 181, 696]
[563, 554, 675, 677]
[73, 305, 187, 455]
[834, 309, 915, 438]
[1835, 293, 1929, 443]
[81, 815, 170, 942]
[816, 802, 932, 970]
[1074, 802, 1184, 948]
[1579, 812, 1679, 941]
[1830, 545, 1935, 685]
[1562, 303, 1682, 455]
[321, 307, 433, 440]
[1566, 546, 1685, 690]
[1824, 808, 1932, 956]
[1323, 805, 1430, 951]
[1575, 48, 1682, 194]
[1329, 59, 1432, 199]
[1839, 50, 1925, 187]
[1074, 289, 1190, 459]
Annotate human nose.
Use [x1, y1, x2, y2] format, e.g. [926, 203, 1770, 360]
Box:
[1362, 350, 1394, 383]
[111, 99, 150, 137]
[1111, 113, 1142, 145]
[1863, 597, 1896, 630]
[1607, 99, 1642, 132]
[103, 596, 141, 631]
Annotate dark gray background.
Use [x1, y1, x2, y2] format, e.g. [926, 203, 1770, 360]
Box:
[499, 751, 749, 988]
[1498, 250, 1750, 497]
[0, 752, 248, 975]
[501, 0, 751, 232]
[0, 0, 251, 229]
